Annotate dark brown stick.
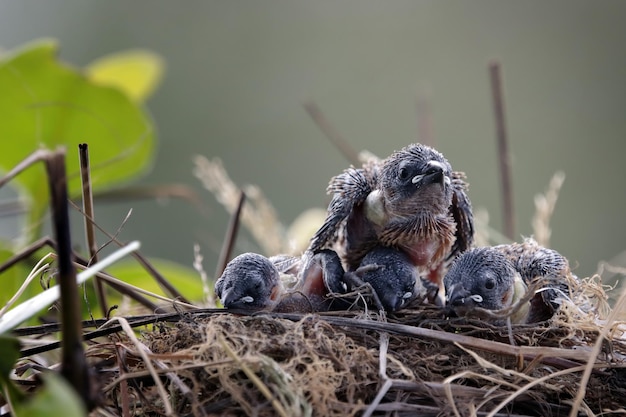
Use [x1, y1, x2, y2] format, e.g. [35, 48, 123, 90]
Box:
[45, 148, 93, 409]
[0, 237, 56, 275]
[489, 61, 515, 240]
[214, 191, 245, 280]
[303, 100, 361, 166]
[79, 143, 108, 316]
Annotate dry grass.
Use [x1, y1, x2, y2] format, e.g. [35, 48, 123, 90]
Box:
[81, 282, 626, 417]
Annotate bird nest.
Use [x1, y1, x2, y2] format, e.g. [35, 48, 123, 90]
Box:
[88, 273, 626, 417]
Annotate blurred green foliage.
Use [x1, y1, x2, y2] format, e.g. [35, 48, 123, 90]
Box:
[0, 39, 203, 322]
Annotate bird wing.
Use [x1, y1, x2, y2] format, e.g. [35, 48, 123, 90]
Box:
[308, 167, 375, 253]
[447, 171, 474, 262]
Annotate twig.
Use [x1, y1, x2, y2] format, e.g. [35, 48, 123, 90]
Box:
[0, 149, 51, 189]
[111, 317, 174, 416]
[362, 332, 392, 417]
[214, 191, 245, 279]
[489, 61, 515, 240]
[487, 364, 594, 417]
[45, 148, 92, 409]
[343, 265, 387, 315]
[93, 184, 204, 210]
[0, 237, 56, 275]
[79, 143, 107, 316]
[219, 336, 290, 417]
[303, 100, 361, 166]
[273, 312, 592, 362]
[68, 200, 191, 305]
[568, 278, 626, 417]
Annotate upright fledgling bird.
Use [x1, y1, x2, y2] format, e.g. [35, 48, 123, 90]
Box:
[307, 143, 474, 303]
[444, 238, 575, 324]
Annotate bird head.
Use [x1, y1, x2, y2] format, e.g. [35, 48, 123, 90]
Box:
[444, 247, 524, 319]
[359, 246, 418, 312]
[215, 252, 283, 310]
[380, 144, 453, 214]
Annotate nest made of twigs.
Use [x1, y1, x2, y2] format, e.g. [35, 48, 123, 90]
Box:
[83, 272, 626, 417]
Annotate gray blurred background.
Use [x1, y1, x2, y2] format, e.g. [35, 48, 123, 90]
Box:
[1, 1, 624, 282]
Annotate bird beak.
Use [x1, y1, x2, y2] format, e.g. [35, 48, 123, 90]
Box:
[381, 290, 414, 312]
[221, 289, 254, 309]
[412, 160, 448, 187]
[446, 284, 483, 314]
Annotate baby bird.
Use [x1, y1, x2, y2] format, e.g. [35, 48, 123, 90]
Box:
[308, 143, 474, 302]
[215, 250, 347, 312]
[444, 239, 574, 324]
[350, 246, 421, 312]
[215, 252, 285, 310]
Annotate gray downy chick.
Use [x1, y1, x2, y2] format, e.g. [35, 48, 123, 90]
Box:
[445, 240, 574, 324]
[351, 246, 420, 312]
[215, 252, 284, 311]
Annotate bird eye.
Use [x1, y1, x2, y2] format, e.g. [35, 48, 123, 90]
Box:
[484, 278, 496, 290]
[398, 166, 410, 180]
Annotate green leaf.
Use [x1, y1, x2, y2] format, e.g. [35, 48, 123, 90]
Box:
[0, 336, 24, 405]
[0, 336, 21, 381]
[14, 373, 86, 417]
[0, 39, 157, 239]
[107, 258, 205, 303]
[86, 50, 164, 102]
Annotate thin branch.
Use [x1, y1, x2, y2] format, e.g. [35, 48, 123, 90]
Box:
[489, 61, 515, 240]
[45, 148, 93, 409]
[79, 143, 107, 316]
[0, 237, 56, 275]
[0, 149, 51, 189]
[68, 200, 191, 305]
[93, 184, 204, 211]
[303, 100, 361, 166]
[214, 191, 245, 279]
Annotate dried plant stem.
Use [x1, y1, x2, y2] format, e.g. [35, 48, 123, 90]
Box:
[0, 149, 51, 189]
[489, 61, 515, 240]
[569, 279, 626, 417]
[0, 253, 53, 317]
[193, 243, 213, 306]
[214, 191, 245, 279]
[0, 237, 56, 274]
[112, 317, 174, 416]
[303, 100, 361, 166]
[45, 148, 93, 409]
[532, 171, 565, 247]
[362, 333, 392, 417]
[79, 143, 108, 316]
[68, 200, 191, 305]
[220, 336, 290, 417]
[276, 313, 591, 362]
